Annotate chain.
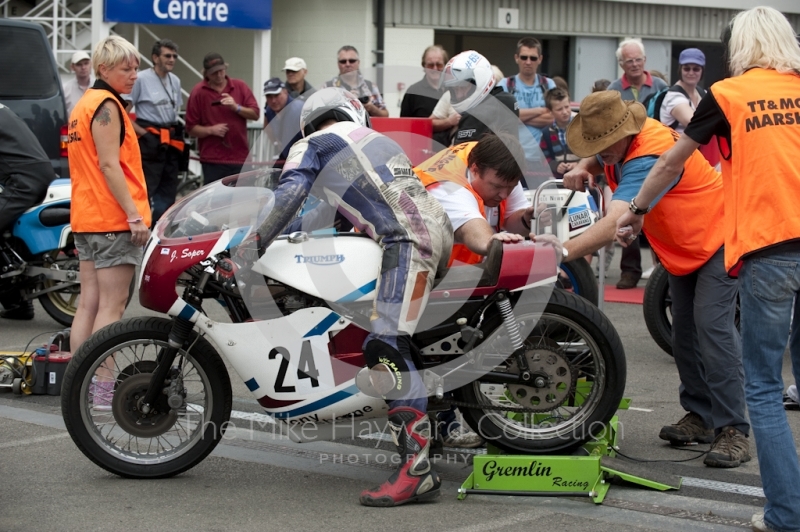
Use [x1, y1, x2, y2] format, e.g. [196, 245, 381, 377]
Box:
[438, 396, 552, 414]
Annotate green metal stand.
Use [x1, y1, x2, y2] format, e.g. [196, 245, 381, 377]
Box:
[458, 403, 681, 503]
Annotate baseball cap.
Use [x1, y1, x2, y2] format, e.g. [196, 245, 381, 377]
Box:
[678, 48, 705, 67]
[203, 52, 228, 75]
[71, 51, 90, 64]
[283, 57, 307, 71]
[263, 77, 286, 95]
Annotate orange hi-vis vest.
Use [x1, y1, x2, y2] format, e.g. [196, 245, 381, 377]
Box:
[710, 68, 800, 273]
[604, 118, 725, 276]
[68, 88, 151, 232]
[414, 142, 507, 265]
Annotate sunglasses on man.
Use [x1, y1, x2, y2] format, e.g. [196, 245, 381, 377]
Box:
[338, 58, 359, 64]
[518, 55, 539, 62]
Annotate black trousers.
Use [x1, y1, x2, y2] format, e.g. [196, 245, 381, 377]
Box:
[201, 163, 244, 185]
[139, 134, 180, 225]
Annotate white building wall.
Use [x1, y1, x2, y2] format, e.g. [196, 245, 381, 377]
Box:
[384, 27, 435, 117]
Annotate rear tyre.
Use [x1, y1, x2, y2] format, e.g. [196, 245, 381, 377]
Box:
[558, 258, 599, 306]
[642, 264, 673, 356]
[61, 316, 232, 478]
[38, 249, 80, 326]
[456, 289, 626, 454]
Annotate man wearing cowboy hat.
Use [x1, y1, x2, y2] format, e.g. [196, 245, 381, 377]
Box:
[560, 90, 750, 468]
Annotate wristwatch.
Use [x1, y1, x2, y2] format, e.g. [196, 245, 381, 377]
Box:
[629, 197, 650, 215]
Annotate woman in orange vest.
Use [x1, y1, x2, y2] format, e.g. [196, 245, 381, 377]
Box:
[616, 8, 800, 530]
[562, 90, 750, 470]
[67, 36, 151, 407]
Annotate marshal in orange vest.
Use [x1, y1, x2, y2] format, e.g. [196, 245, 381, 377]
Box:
[414, 142, 507, 265]
[709, 68, 800, 273]
[604, 118, 725, 276]
[68, 87, 151, 233]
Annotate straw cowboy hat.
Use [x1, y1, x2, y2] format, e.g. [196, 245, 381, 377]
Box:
[566, 90, 647, 157]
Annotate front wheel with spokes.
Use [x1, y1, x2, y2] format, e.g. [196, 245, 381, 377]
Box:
[455, 289, 626, 454]
[61, 317, 232, 478]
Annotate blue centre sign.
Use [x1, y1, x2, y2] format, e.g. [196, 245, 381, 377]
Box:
[105, 0, 272, 30]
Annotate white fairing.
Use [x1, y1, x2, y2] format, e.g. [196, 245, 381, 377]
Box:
[253, 235, 383, 303]
[192, 308, 387, 443]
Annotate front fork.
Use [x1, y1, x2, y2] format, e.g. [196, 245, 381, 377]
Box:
[140, 268, 211, 414]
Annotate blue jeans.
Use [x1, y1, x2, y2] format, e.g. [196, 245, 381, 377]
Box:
[739, 252, 800, 532]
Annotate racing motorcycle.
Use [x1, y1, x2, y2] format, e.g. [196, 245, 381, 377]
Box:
[0, 178, 80, 326]
[61, 170, 625, 479]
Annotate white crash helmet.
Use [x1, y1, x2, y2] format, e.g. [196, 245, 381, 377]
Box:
[440, 50, 495, 114]
[300, 87, 371, 137]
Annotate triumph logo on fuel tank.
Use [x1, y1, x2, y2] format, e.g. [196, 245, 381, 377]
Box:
[294, 254, 345, 266]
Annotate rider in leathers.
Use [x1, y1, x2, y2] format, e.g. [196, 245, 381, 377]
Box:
[252, 87, 452, 507]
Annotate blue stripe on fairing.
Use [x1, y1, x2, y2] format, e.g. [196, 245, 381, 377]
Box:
[178, 304, 196, 321]
[244, 378, 259, 391]
[303, 312, 340, 338]
[271, 385, 359, 419]
[225, 226, 250, 250]
[336, 279, 377, 303]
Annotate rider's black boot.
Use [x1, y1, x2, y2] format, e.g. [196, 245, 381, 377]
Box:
[0, 295, 34, 320]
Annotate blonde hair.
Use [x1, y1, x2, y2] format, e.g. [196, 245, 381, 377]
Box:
[616, 38, 645, 62]
[727, 6, 800, 77]
[93, 35, 140, 78]
[491, 65, 504, 83]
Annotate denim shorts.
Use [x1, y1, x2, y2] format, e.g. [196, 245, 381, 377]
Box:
[74, 232, 143, 269]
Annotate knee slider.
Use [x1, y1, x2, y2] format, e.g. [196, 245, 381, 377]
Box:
[363, 339, 411, 400]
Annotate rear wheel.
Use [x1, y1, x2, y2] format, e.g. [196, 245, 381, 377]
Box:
[643, 264, 673, 356]
[455, 289, 626, 454]
[38, 249, 80, 326]
[61, 317, 232, 478]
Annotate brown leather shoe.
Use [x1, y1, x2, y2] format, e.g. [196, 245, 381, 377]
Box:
[616, 271, 641, 289]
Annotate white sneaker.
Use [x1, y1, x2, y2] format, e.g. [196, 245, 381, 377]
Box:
[641, 266, 655, 280]
[788, 384, 799, 403]
[752, 512, 778, 532]
[442, 429, 484, 449]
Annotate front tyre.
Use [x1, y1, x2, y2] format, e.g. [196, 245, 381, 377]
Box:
[456, 289, 626, 454]
[61, 317, 232, 478]
[642, 264, 673, 356]
[38, 249, 80, 326]
[558, 258, 599, 306]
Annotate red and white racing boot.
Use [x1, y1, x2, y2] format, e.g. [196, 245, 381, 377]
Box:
[359, 407, 441, 507]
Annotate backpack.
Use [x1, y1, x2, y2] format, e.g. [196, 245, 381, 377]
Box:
[503, 74, 550, 96]
[643, 84, 707, 128]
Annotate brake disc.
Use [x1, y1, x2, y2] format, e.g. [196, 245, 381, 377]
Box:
[112, 373, 177, 438]
[505, 345, 577, 413]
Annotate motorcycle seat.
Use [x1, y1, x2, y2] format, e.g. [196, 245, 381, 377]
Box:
[39, 207, 71, 227]
[433, 239, 502, 290]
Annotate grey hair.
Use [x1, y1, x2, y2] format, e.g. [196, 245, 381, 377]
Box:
[615, 38, 645, 62]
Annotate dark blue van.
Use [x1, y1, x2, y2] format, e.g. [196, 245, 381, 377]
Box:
[0, 20, 69, 178]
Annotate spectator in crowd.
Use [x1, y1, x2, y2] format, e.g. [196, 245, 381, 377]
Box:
[263, 77, 303, 163]
[592, 79, 611, 93]
[323, 45, 388, 118]
[616, 8, 800, 530]
[67, 35, 151, 360]
[552, 75, 569, 94]
[64, 51, 93, 115]
[606, 39, 667, 289]
[186, 53, 260, 185]
[0, 104, 56, 320]
[539, 88, 578, 179]
[430, 90, 459, 148]
[400, 45, 448, 119]
[562, 90, 750, 469]
[659, 48, 706, 134]
[129, 38, 183, 224]
[282, 57, 314, 99]
[443, 51, 519, 146]
[498, 37, 556, 168]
